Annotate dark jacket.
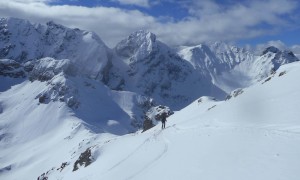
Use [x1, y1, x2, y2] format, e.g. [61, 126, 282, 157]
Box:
[161, 113, 167, 123]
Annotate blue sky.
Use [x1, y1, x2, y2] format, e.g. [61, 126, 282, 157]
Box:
[0, 0, 299, 50]
[50, 0, 191, 21]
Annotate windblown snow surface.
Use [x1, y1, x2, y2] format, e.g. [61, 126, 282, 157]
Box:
[1, 60, 300, 180]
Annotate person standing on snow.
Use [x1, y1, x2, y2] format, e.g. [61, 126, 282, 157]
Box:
[161, 112, 167, 129]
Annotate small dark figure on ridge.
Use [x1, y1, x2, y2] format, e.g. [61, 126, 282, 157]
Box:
[161, 112, 167, 129]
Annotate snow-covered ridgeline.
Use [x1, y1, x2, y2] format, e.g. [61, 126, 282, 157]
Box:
[0, 17, 111, 78]
[1, 17, 299, 110]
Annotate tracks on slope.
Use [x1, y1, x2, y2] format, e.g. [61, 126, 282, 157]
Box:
[105, 128, 169, 180]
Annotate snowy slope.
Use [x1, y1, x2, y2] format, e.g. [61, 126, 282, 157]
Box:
[0, 55, 156, 179]
[2, 61, 300, 180]
[67, 61, 300, 180]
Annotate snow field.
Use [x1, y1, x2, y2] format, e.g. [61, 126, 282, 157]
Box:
[0, 17, 300, 179]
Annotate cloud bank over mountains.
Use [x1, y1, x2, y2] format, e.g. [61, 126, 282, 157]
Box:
[0, 0, 299, 48]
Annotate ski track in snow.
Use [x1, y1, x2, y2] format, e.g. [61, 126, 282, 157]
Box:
[171, 121, 300, 138]
[103, 128, 170, 180]
[106, 129, 164, 172]
[125, 131, 169, 180]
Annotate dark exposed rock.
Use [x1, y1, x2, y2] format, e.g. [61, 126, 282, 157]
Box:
[66, 96, 79, 108]
[142, 116, 154, 132]
[35, 80, 79, 109]
[225, 88, 244, 100]
[37, 167, 55, 180]
[0, 59, 25, 78]
[37, 162, 69, 180]
[73, 147, 93, 171]
[208, 105, 217, 111]
[23, 61, 35, 72]
[142, 105, 173, 132]
[262, 77, 272, 84]
[197, 96, 217, 104]
[38, 95, 47, 104]
[0, 165, 11, 173]
[154, 105, 173, 120]
[261, 46, 280, 55]
[28, 58, 77, 82]
[57, 162, 69, 172]
[279, 71, 286, 77]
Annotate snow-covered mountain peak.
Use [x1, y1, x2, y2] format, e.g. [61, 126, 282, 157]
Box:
[131, 30, 156, 43]
[181, 43, 213, 55]
[0, 18, 111, 79]
[186, 44, 211, 53]
[128, 30, 156, 45]
[209, 41, 230, 51]
[0, 17, 34, 42]
[260, 46, 299, 61]
[178, 41, 253, 76]
[261, 46, 280, 55]
[0, 17, 31, 27]
[259, 46, 299, 69]
[44, 20, 105, 45]
[177, 44, 218, 70]
[114, 30, 158, 62]
[208, 41, 241, 54]
[46, 20, 66, 30]
[110, 36, 227, 110]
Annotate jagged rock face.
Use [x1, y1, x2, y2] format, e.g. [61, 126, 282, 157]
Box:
[0, 59, 25, 78]
[178, 44, 219, 76]
[209, 41, 253, 66]
[110, 31, 227, 110]
[178, 43, 299, 94]
[0, 17, 110, 78]
[34, 74, 80, 109]
[260, 46, 299, 70]
[178, 42, 254, 76]
[73, 148, 93, 171]
[1, 17, 298, 113]
[28, 57, 77, 81]
[20, 57, 80, 108]
[225, 88, 244, 100]
[115, 30, 158, 61]
[262, 46, 280, 54]
[249, 46, 299, 80]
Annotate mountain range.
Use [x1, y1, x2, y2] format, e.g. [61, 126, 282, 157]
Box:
[0, 17, 300, 180]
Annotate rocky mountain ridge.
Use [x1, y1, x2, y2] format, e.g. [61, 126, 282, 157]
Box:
[0, 17, 299, 124]
[0, 17, 111, 79]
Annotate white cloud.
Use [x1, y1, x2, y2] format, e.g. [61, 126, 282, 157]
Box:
[291, 45, 300, 58]
[158, 0, 298, 45]
[113, 0, 151, 8]
[0, 0, 298, 47]
[256, 40, 288, 52]
[0, 0, 156, 46]
[13, 0, 51, 2]
[291, 45, 300, 52]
